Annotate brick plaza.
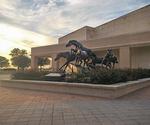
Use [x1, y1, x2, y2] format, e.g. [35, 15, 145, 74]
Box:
[0, 86, 150, 125]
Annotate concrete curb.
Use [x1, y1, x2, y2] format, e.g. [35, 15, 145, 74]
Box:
[0, 78, 150, 99]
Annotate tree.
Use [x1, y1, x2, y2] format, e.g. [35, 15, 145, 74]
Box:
[38, 57, 50, 70]
[10, 48, 30, 70]
[11, 55, 31, 70]
[9, 48, 27, 57]
[0, 56, 9, 68]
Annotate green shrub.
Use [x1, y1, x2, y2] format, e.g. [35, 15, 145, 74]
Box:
[67, 67, 150, 84]
[90, 69, 128, 84]
[12, 68, 150, 84]
[0, 68, 16, 74]
[12, 70, 49, 80]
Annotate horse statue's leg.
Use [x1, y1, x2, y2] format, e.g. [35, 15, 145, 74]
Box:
[59, 63, 65, 71]
[63, 63, 69, 72]
[105, 62, 109, 69]
[83, 59, 87, 67]
[68, 64, 74, 73]
[63, 60, 74, 72]
[112, 62, 115, 69]
[84, 58, 90, 67]
[109, 63, 112, 69]
[101, 58, 105, 68]
[108, 62, 112, 69]
[71, 65, 74, 73]
[59, 60, 70, 71]
[75, 57, 79, 65]
[79, 59, 83, 66]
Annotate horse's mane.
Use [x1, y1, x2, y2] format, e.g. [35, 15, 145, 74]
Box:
[70, 40, 83, 48]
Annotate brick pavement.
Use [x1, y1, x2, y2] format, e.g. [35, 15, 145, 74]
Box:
[0, 86, 150, 125]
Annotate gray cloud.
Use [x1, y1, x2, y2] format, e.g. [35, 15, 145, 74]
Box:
[0, 0, 149, 39]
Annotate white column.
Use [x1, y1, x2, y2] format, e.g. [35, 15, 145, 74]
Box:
[31, 55, 38, 70]
[119, 46, 131, 69]
[51, 54, 59, 72]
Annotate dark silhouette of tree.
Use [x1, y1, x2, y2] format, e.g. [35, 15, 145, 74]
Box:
[11, 55, 30, 70]
[9, 48, 27, 57]
[0, 56, 9, 68]
[38, 57, 50, 70]
[10, 48, 30, 70]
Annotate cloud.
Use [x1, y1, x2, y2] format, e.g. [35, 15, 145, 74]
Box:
[0, 23, 57, 54]
[0, 0, 149, 39]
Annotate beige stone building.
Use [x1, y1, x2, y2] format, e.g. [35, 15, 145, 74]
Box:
[31, 5, 150, 70]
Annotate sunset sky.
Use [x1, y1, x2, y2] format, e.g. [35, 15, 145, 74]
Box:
[0, 0, 150, 58]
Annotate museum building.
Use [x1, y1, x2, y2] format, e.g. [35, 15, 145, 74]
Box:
[31, 5, 150, 71]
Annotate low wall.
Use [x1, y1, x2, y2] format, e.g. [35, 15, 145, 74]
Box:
[0, 78, 150, 99]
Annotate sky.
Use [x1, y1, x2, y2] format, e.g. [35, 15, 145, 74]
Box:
[0, 0, 150, 58]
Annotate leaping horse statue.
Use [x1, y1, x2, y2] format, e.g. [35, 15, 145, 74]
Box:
[55, 40, 118, 72]
[66, 40, 118, 69]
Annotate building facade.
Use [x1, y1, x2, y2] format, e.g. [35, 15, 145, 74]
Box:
[31, 5, 150, 70]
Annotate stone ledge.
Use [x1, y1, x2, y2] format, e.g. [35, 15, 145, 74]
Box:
[0, 78, 150, 99]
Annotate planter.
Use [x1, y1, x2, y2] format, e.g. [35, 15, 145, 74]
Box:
[0, 78, 150, 99]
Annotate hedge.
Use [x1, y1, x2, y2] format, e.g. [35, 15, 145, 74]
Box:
[12, 70, 49, 80]
[12, 68, 150, 84]
[67, 68, 150, 84]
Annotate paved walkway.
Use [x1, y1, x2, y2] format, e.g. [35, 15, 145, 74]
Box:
[0, 86, 150, 125]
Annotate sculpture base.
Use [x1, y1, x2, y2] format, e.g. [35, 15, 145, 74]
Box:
[44, 72, 66, 81]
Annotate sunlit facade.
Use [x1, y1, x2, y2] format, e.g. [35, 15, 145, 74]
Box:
[31, 5, 150, 70]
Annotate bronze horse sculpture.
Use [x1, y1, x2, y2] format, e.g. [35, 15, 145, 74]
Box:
[66, 40, 118, 69]
[55, 49, 91, 72]
[100, 56, 118, 69]
[55, 40, 119, 72]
